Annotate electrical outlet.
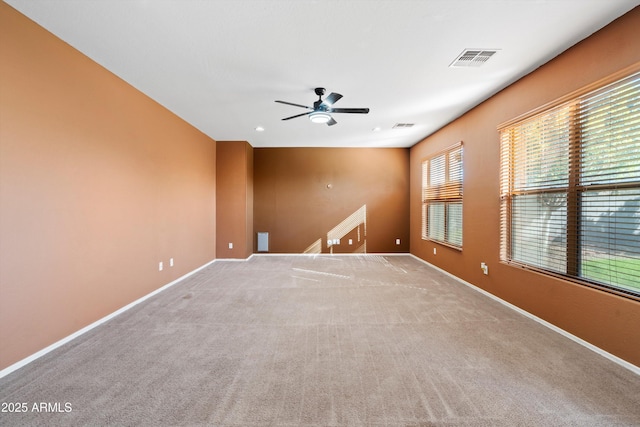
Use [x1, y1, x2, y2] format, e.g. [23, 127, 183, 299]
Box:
[348, 239, 353, 245]
[159, 262, 163, 271]
[170, 258, 174, 267]
[481, 262, 489, 275]
[433, 248, 437, 255]
[228, 242, 233, 249]
[396, 238, 401, 245]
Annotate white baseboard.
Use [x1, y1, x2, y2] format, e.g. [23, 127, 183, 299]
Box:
[409, 254, 640, 376]
[251, 252, 410, 257]
[215, 254, 255, 261]
[0, 258, 217, 379]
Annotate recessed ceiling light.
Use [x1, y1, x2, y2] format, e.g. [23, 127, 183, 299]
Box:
[255, 126, 265, 132]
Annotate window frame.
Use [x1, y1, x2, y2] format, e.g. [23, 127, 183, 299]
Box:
[421, 142, 463, 249]
[499, 65, 640, 300]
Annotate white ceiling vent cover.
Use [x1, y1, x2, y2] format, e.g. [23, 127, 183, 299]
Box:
[450, 49, 498, 67]
[393, 123, 415, 129]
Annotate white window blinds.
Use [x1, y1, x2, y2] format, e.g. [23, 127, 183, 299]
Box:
[500, 71, 640, 297]
[422, 142, 463, 247]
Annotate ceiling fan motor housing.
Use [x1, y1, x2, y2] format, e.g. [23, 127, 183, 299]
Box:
[314, 88, 328, 110]
[314, 100, 328, 111]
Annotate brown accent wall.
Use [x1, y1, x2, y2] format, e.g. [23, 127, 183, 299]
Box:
[254, 148, 409, 254]
[0, 3, 217, 370]
[216, 141, 254, 259]
[410, 8, 640, 366]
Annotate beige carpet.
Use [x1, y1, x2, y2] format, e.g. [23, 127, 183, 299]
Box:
[1, 255, 639, 426]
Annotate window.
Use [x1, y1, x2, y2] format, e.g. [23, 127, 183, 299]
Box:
[499, 71, 640, 297]
[422, 142, 463, 247]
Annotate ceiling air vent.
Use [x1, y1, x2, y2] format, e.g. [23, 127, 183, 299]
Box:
[450, 49, 498, 67]
[393, 123, 414, 129]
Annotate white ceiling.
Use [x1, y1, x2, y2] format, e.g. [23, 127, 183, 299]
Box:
[5, 0, 638, 148]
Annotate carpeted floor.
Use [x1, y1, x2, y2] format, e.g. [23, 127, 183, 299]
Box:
[1, 255, 639, 426]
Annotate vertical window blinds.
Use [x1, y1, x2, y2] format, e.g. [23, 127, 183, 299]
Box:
[422, 142, 463, 247]
[499, 71, 640, 297]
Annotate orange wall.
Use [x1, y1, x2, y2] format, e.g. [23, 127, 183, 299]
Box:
[0, 3, 217, 370]
[254, 148, 409, 254]
[410, 8, 640, 366]
[216, 141, 254, 259]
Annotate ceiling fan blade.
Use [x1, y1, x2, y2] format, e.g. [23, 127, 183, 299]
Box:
[326, 117, 337, 126]
[321, 92, 343, 107]
[275, 100, 312, 109]
[281, 111, 312, 121]
[330, 108, 370, 114]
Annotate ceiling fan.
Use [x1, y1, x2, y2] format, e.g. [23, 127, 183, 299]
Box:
[275, 87, 369, 126]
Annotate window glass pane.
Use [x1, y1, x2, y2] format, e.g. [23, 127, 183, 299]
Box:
[447, 202, 463, 246]
[421, 160, 429, 196]
[512, 106, 570, 191]
[421, 160, 428, 240]
[580, 76, 640, 185]
[511, 193, 567, 273]
[429, 155, 445, 187]
[421, 202, 428, 240]
[448, 148, 463, 183]
[581, 189, 640, 293]
[428, 203, 445, 241]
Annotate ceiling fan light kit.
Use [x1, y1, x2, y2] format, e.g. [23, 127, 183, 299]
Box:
[275, 87, 369, 126]
[309, 112, 332, 124]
